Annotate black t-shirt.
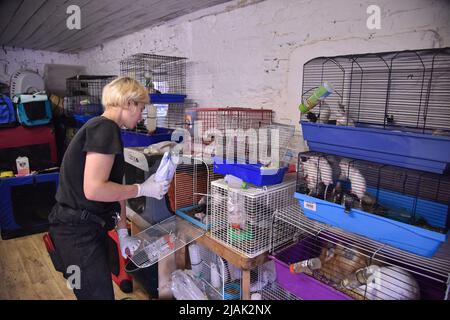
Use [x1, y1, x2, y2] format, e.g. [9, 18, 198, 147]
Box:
[55, 116, 124, 213]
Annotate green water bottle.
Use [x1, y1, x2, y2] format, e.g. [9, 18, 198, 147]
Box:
[299, 82, 334, 113]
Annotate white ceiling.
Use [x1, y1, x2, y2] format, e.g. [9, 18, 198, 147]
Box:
[0, 0, 233, 53]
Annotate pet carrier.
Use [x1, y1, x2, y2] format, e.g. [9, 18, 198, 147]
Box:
[65, 75, 116, 116]
[171, 155, 222, 230]
[300, 48, 450, 174]
[270, 203, 450, 300]
[295, 151, 450, 257]
[210, 174, 296, 258]
[120, 53, 187, 101]
[186, 242, 242, 300]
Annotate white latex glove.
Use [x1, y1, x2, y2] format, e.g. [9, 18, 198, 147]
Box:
[135, 173, 170, 199]
[117, 228, 141, 259]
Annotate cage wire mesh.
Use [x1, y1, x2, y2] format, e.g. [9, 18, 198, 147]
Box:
[187, 242, 243, 300]
[184, 107, 273, 159]
[168, 155, 223, 227]
[210, 174, 297, 258]
[301, 48, 450, 135]
[270, 203, 450, 300]
[64, 75, 116, 116]
[296, 151, 450, 233]
[119, 53, 187, 95]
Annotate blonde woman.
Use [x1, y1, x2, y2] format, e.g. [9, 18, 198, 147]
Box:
[48, 77, 170, 300]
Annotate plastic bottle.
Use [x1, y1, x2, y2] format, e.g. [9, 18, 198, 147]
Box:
[188, 244, 202, 278]
[227, 192, 246, 229]
[154, 152, 178, 183]
[299, 82, 334, 113]
[144, 233, 176, 264]
[289, 257, 322, 274]
[341, 265, 379, 289]
[224, 174, 248, 189]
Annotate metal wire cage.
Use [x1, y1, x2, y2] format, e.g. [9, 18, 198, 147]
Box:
[120, 53, 187, 95]
[210, 175, 297, 258]
[65, 75, 116, 116]
[270, 203, 450, 300]
[168, 155, 223, 228]
[185, 107, 273, 159]
[296, 151, 450, 235]
[301, 48, 450, 135]
[188, 242, 242, 300]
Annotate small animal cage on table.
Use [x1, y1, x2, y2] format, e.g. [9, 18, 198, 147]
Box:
[65, 75, 116, 117]
[300, 48, 450, 174]
[120, 53, 187, 102]
[210, 174, 296, 258]
[295, 151, 449, 257]
[170, 155, 223, 230]
[269, 203, 450, 300]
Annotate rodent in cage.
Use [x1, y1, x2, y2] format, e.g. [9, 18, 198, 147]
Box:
[318, 242, 368, 285]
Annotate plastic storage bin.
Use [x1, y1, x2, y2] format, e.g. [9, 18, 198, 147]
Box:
[301, 121, 450, 175]
[294, 192, 449, 257]
[212, 158, 287, 187]
[121, 128, 172, 147]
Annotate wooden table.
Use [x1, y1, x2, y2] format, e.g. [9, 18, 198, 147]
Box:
[195, 233, 269, 300]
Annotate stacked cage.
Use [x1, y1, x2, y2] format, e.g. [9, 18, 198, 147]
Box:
[170, 155, 223, 230]
[184, 107, 273, 159]
[269, 202, 450, 300]
[187, 242, 243, 300]
[65, 75, 116, 117]
[300, 48, 450, 174]
[210, 175, 297, 258]
[295, 151, 450, 257]
[120, 53, 188, 133]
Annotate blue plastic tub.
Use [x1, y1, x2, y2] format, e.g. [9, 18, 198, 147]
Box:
[175, 205, 211, 230]
[212, 158, 287, 187]
[74, 114, 96, 128]
[301, 121, 450, 174]
[294, 192, 449, 257]
[121, 128, 172, 147]
[149, 94, 186, 103]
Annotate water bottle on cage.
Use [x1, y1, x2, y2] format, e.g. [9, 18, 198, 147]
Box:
[289, 257, 322, 274]
[340, 265, 380, 289]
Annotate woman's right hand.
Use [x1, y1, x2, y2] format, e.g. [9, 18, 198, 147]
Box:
[135, 174, 170, 199]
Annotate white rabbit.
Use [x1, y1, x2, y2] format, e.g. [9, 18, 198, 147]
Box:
[357, 266, 421, 300]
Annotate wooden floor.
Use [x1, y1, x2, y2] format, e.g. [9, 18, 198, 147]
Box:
[0, 232, 149, 300]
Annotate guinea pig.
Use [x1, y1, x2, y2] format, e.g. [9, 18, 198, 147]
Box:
[318, 242, 368, 284]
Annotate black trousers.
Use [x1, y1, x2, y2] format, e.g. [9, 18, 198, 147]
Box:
[48, 204, 115, 300]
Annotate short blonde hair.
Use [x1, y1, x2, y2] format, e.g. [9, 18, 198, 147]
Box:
[102, 76, 149, 109]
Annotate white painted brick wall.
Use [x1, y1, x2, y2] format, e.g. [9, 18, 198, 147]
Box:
[0, 47, 81, 85]
[78, 0, 450, 126]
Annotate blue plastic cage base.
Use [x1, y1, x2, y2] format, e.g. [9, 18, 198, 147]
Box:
[294, 192, 449, 257]
[175, 205, 210, 230]
[121, 128, 172, 147]
[301, 121, 450, 174]
[212, 157, 287, 187]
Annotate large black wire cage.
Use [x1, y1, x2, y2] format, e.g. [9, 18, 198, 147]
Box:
[301, 48, 450, 135]
[65, 75, 116, 116]
[119, 53, 187, 95]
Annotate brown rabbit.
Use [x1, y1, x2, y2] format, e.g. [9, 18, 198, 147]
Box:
[318, 242, 368, 285]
